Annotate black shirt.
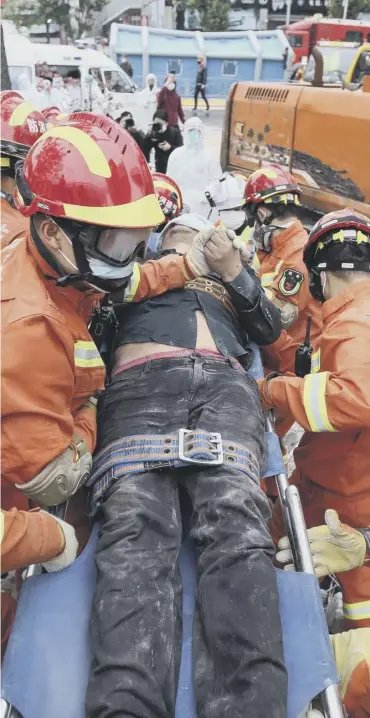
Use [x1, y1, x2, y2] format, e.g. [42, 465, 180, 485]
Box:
[196, 67, 207, 86]
[114, 257, 281, 369]
[143, 127, 183, 174]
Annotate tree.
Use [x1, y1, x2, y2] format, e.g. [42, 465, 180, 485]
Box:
[187, 0, 230, 31]
[1, 23, 12, 90]
[328, 0, 370, 17]
[3, 0, 109, 39]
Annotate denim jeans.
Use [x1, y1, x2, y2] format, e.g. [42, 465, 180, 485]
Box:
[86, 354, 287, 718]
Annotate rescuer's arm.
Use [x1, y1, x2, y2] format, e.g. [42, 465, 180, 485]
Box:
[2, 316, 99, 500]
[1, 508, 78, 573]
[225, 266, 282, 345]
[258, 326, 370, 432]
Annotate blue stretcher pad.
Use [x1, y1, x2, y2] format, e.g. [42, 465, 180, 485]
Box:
[1, 345, 338, 716]
[2, 527, 338, 718]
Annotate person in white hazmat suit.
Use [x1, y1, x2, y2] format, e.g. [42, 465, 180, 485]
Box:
[50, 75, 71, 113]
[166, 116, 221, 217]
[17, 73, 43, 109]
[137, 73, 159, 132]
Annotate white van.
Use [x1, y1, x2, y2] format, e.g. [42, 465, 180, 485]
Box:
[32, 44, 139, 117]
[2, 21, 37, 89]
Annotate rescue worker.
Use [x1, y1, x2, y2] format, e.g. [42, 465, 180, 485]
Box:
[277, 511, 370, 718]
[243, 165, 323, 376]
[0, 91, 46, 251]
[259, 208, 370, 629]
[1, 112, 214, 514]
[148, 172, 184, 251]
[167, 116, 221, 217]
[139, 72, 158, 131]
[86, 216, 286, 718]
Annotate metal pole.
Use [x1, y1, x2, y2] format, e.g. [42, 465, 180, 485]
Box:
[342, 0, 349, 19]
[285, 0, 292, 27]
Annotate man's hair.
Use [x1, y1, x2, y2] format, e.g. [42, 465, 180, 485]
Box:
[153, 109, 168, 122]
[329, 270, 370, 282]
[161, 224, 196, 250]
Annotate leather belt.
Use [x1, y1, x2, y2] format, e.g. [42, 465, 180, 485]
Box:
[185, 277, 237, 319]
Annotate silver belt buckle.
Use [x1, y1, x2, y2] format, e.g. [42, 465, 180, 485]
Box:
[178, 429, 223, 465]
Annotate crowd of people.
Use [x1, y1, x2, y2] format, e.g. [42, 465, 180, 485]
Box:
[0, 85, 370, 718]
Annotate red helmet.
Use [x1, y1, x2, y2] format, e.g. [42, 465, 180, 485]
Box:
[41, 106, 69, 127]
[244, 165, 301, 206]
[152, 172, 183, 223]
[14, 111, 164, 229]
[304, 208, 370, 268]
[1, 91, 47, 165]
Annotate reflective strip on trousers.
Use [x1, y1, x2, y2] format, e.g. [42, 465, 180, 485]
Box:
[124, 263, 141, 302]
[303, 372, 336, 432]
[311, 348, 320, 374]
[74, 340, 104, 368]
[260, 260, 283, 288]
[343, 600, 370, 621]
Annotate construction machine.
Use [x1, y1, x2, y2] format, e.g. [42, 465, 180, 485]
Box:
[221, 66, 370, 222]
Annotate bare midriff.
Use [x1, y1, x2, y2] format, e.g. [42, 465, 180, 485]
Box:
[114, 310, 219, 367]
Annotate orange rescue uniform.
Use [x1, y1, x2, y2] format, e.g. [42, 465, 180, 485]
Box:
[256, 220, 322, 376]
[259, 280, 370, 628]
[0, 195, 28, 250]
[1, 233, 195, 560]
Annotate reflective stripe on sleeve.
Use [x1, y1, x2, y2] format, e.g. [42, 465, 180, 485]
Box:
[343, 600, 370, 621]
[124, 263, 141, 302]
[260, 260, 283, 288]
[311, 348, 321, 374]
[74, 340, 104, 368]
[303, 372, 336, 432]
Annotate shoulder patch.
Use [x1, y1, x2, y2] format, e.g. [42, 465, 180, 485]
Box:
[278, 268, 304, 297]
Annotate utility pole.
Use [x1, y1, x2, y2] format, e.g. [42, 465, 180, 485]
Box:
[285, 0, 292, 27]
[342, 0, 349, 19]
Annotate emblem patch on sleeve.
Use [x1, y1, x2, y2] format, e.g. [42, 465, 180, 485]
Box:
[278, 269, 304, 296]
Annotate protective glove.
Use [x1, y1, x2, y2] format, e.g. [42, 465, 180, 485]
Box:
[185, 227, 216, 277]
[40, 512, 78, 573]
[330, 629, 370, 717]
[276, 509, 367, 578]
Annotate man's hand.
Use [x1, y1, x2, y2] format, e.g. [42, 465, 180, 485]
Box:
[203, 227, 243, 282]
[276, 509, 367, 578]
[159, 141, 171, 152]
[185, 227, 214, 277]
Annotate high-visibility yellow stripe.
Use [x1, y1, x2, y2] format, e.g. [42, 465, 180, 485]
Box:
[63, 192, 164, 228]
[0, 511, 4, 544]
[261, 260, 283, 288]
[75, 357, 105, 368]
[311, 348, 321, 374]
[343, 600, 370, 621]
[153, 179, 176, 193]
[34, 126, 112, 179]
[124, 263, 141, 302]
[1, 157, 10, 167]
[74, 340, 104, 369]
[303, 372, 336, 432]
[250, 253, 260, 272]
[9, 102, 38, 127]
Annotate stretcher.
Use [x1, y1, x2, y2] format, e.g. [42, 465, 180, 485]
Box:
[1, 347, 345, 718]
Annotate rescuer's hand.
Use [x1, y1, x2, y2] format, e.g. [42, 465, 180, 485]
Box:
[203, 227, 242, 282]
[185, 227, 215, 277]
[40, 513, 78, 572]
[276, 509, 367, 578]
[330, 629, 370, 715]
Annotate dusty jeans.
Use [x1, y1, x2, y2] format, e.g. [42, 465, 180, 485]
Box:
[86, 354, 287, 718]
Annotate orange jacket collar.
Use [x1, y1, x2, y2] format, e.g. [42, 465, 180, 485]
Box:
[322, 279, 370, 322]
[270, 220, 305, 252]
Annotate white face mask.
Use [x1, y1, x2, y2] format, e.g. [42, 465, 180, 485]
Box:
[219, 209, 245, 231]
[167, 83, 175, 91]
[87, 256, 135, 280]
[320, 271, 327, 299]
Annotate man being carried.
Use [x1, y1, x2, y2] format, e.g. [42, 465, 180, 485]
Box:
[87, 215, 287, 718]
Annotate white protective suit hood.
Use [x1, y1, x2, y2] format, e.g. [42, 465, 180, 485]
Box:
[205, 172, 247, 227]
[145, 73, 158, 92]
[166, 118, 221, 217]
